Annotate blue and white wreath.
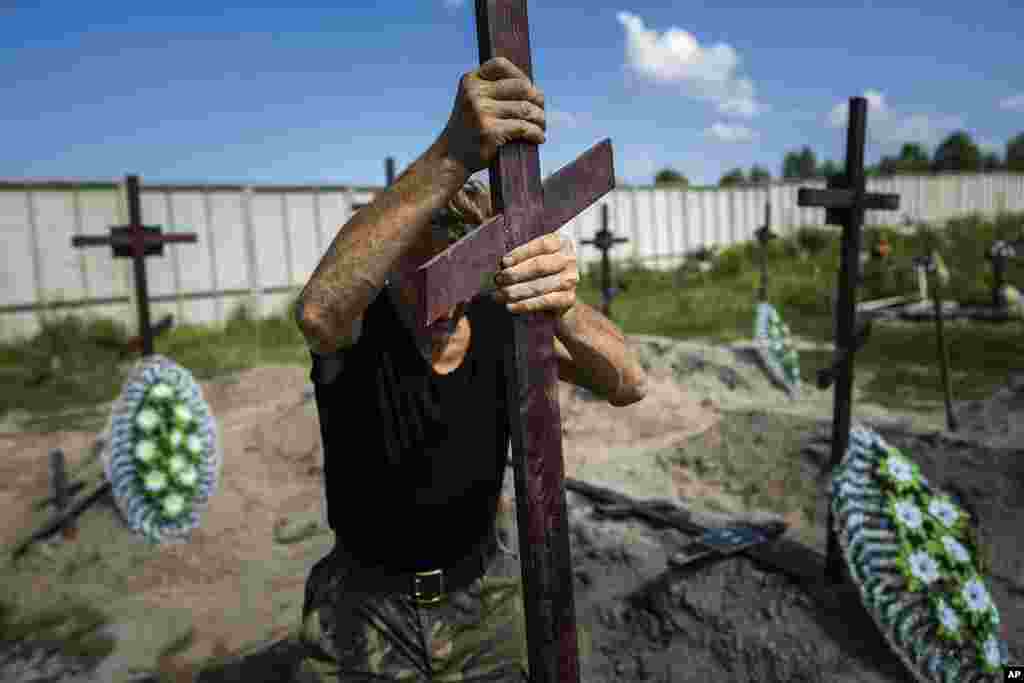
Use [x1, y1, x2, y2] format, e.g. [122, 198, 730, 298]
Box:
[101, 354, 221, 545]
[754, 302, 801, 398]
[831, 425, 1007, 682]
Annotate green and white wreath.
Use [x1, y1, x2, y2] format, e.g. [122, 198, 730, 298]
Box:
[831, 424, 1007, 682]
[101, 354, 221, 545]
[754, 302, 801, 398]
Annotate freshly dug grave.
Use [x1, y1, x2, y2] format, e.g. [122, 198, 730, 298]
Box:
[0, 335, 1020, 682]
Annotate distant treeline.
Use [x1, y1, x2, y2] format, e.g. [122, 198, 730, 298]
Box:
[651, 130, 1024, 189]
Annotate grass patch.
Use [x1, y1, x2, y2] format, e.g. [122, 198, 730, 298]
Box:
[582, 211, 1024, 410]
[656, 410, 823, 525]
[2, 213, 1023, 432]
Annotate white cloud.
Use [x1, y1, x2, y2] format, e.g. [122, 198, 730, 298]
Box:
[706, 122, 757, 143]
[1000, 94, 1024, 112]
[827, 90, 964, 146]
[616, 11, 761, 118]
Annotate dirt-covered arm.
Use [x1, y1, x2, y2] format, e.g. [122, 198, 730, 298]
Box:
[554, 301, 648, 407]
[295, 139, 468, 354]
[296, 56, 547, 354]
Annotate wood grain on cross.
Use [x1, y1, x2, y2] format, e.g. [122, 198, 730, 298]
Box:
[411, 2, 615, 680]
[71, 175, 197, 356]
[797, 97, 900, 583]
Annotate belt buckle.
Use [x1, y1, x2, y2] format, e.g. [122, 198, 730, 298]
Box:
[412, 569, 445, 605]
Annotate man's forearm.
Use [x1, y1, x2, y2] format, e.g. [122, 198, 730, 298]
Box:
[297, 135, 470, 351]
[554, 302, 648, 406]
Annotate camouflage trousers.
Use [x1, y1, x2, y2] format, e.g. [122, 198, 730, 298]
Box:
[297, 526, 528, 682]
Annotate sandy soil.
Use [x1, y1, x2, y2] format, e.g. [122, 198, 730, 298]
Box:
[0, 334, 1020, 682]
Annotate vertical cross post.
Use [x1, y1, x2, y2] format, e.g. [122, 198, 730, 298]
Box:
[754, 202, 777, 303]
[411, 3, 616, 679]
[797, 97, 900, 583]
[581, 203, 629, 317]
[48, 448, 77, 540]
[71, 175, 197, 357]
[921, 253, 958, 433]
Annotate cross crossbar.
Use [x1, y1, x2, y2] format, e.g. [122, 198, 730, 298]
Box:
[411, 140, 614, 326]
[798, 187, 899, 212]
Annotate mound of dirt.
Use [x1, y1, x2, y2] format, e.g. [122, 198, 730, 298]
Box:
[0, 335, 1020, 683]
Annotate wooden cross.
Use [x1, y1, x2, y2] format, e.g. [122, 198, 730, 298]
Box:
[581, 204, 629, 317]
[411, 2, 615, 680]
[754, 202, 777, 303]
[71, 175, 197, 357]
[797, 97, 900, 584]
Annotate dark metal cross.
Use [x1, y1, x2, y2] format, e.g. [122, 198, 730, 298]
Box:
[912, 253, 958, 433]
[754, 202, 777, 303]
[71, 174, 197, 357]
[797, 97, 900, 584]
[386, 156, 396, 187]
[581, 203, 629, 317]
[412, 2, 615, 680]
[988, 240, 1022, 309]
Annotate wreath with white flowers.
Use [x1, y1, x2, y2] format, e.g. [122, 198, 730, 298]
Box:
[101, 354, 221, 545]
[754, 302, 801, 398]
[831, 424, 1007, 681]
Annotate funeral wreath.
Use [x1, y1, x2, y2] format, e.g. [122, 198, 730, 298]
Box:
[102, 355, 221, 545]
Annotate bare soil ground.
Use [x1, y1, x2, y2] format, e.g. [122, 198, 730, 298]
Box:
[0, 335, 1020, 682]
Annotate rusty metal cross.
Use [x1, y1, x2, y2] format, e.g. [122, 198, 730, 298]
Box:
[797, 97, 900, 583]
[71, 174, 197, 356]
[410, 2, 615, 680]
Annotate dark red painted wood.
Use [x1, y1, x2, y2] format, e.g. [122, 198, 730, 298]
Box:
[71, 174, 197, 356]
[412, 140, 614, 327]
[414, 2, 616, 681]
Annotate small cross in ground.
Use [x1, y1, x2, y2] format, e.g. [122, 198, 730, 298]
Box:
[581, 203, 629, 317]
[71, 175, 197, 357]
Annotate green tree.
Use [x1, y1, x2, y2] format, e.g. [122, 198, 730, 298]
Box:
[820, 159, 841, 179]
[797, 146, 817, 179]
[654, 168, 689, 186]
[982, 152, 1002, 171]
[748, 165, 771, 184]
[897, 143, 931, 174]
[719, 168, 747, 187]
[1007, 133, 1024, 172]
[782, 147, 817, 180]
[931, 131, 982, 173]
[782, 151, 802, 180]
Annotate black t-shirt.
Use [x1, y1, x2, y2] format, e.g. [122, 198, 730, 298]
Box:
[309, 287, 510, 572]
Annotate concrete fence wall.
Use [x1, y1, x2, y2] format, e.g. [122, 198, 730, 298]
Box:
[1, 172, 1022, 344]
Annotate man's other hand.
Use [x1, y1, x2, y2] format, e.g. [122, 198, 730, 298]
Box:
[492, 233, 577, 319]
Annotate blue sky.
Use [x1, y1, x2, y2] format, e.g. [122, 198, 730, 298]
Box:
[3, 1, 1022, 188]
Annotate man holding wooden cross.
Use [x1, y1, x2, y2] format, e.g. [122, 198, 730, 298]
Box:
[294, 56, 647, 681]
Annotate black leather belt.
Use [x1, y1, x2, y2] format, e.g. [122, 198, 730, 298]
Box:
[337, 529, 499, 606]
